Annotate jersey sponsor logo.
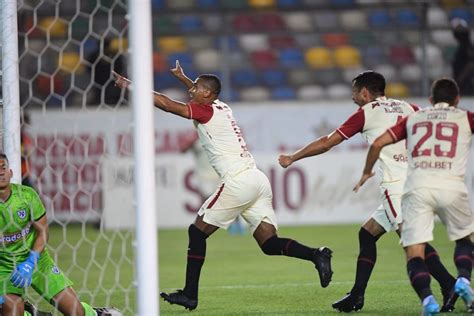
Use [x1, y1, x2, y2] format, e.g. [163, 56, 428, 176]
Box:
[414, 161, 453, 170]
[0, 226, 31, 245]
[52, 265, 60, 274]
[17, 209, 27, 219]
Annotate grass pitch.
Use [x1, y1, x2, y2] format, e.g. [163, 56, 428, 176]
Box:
[39, 224, 470, 315]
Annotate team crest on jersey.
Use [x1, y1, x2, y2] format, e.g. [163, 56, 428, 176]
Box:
[52, 266, 60, 274]
[17, 209, 26, 219]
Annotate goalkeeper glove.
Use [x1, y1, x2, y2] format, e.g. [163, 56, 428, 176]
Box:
[10, 251, 40, 288]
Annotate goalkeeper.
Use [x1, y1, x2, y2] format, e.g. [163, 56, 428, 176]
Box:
[0, 153, 97, 316]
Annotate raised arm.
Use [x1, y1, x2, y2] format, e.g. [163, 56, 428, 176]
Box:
[278, 131, 345, 168]
[112, 71, 190, 119]
[353, 131, 396, 192]
[170, 60, 194, 89]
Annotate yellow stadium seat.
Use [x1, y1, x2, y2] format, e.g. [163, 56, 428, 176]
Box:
[59, 52, 83, 73]
[109, 38, 128, 53]
[248, 0, 275, 8]
[440, 0, 464, 9]
[157, 36, 187, 53]
[386, 82, 409, 98]
[334, 45, 361, 68]
[38, 17, 67, 37]
[305, 47, 333, 69]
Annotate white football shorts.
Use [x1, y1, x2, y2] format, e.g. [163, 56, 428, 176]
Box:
[198, 167, 278, 233]
[371, 181, 404, 232]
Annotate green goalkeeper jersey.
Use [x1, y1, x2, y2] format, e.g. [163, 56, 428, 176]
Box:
[0, 184, 46, 258]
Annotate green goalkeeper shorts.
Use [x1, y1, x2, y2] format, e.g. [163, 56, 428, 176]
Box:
[0, 249, 73, 302]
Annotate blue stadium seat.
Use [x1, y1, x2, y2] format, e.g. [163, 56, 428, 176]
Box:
[362, 46, 386, 67]
[261, 69, 287, 86]
[167, 52, 193, 69]
[232, 70, 259, 87]
[214, 36, 240, 50]
[179, 15, 203, 32]
[154, 72, 179, 89]
[152, 0, 164, 9]
[396, 9, 419, 26]
[450, 8, 473, 23]
[271, 86, 296, 100]
[277, 0, 301, 7]
[197, 0, 220, 8]
[330, 0, 355, 6]
[368, 10, 391, 27]
[279, 48, 304, 68]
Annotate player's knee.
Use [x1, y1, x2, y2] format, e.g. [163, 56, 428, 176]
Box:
[260, 235, 281, 256]
[455, 236, 472, 249]
[188, 224, 207, 241]
[359, 227, 377, 245]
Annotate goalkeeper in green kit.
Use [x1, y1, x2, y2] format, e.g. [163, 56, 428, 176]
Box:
[0, 153, 118, 316]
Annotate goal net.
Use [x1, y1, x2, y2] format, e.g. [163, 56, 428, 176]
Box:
[12, 0, 135, 313]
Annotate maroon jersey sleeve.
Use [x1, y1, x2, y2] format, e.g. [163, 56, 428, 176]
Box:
[468, 111, 474, 133]
[410, 103, 420, 112]
[388, 116, 408, 141]
[187, 102, 214, 124]
[336, 109, 365, 139]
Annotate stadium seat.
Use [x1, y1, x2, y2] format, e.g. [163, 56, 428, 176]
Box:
[295, 34, 321, 48]
[232, 69, 259, 87]
[314, 11, 339, 30]
[167, 52, 193, 70]
[385, 82, 409, 98]
[59, 52, 82, 73]
[203, 15, 223, 32]
[330, 0, 355, 6]
[327, 83, 351, 99]
[197, 0, 220, 8]
[314, 69, 341, 85]
[427, 7, 449, 27]
[284, 12, 313, 31]
[195, 49, 221, 72]
[389, 45, 415, 65]
[399, 64, 421, 82]
[340, 10, 367, 29]
[158, 36, 187, 53]
[109, 38, 128, 53]
[222, 0, 247, 9]
[349, 31, 375, 46]
[214, 36, 240, 50]
[153, 16, 175, 34]
[251, 50, 278, 68]
[305, 47, 333, 69]
[322, 33, 349, 48]
[248, 0, 276, 9]
[188, 36, 214, 51]
[431, 30, 457, 47]
[239, 34, 269, 52]
[441, 0, 465, 9]
[342, 67, 364, 83]
[277, 0, 301, 7]
[240, 86, 270, 101]
[297, 84, 326, 100]
[269, 35, 296, 49]
[261, 69, 287, 86]
[403, 30, 421, 46]
[414, 44, 443, 65]
[449, 8, 473, 23]
[232, 14, 257, 32]
[289, 69, 315, 85]
[227, 52, 249, 69]
[368, 10, 392, 28]
[152, 0, 164, 9]
[396, 9, 419, 27]
[179, 15, 203, 32]
[279, 48, 305, 68]
[374, 64, 398, 82]
[38, 17, 67, 37]
[71, 16, 89, 41]
[153, 52, 168, 73]
[154, 72, 180, 89]
[168, 0, 194, 9]
[271, 86, 296, 100]
[334, 46, 361, 68]
[256, 13, 286, 31]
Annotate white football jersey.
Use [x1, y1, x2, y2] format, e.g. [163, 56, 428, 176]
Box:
[389, 103, 474, 192]
[187, 99, 256, 179]
[337, 96, 418, 182]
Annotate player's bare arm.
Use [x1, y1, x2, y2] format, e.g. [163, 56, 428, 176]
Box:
[31, 214, 48, 254]
[353, 131, 395, 192]
[112, 71, 190, 118]
[170, 60, 194, 89]
[278, 131, 345, 168]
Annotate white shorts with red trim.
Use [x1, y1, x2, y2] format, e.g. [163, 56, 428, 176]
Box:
[400, 187, 474, 247]
[371, 181, 404, 232]
[198, 168, 278, 233]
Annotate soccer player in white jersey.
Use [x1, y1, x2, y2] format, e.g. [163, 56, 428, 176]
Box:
[113, 63, 333, 311]
[355, 78, 474, 315]
[279, 71, 456, 312]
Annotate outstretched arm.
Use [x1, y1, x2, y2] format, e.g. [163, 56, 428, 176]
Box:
[278, 131, 345, 168]
[112, 71, 190, 118]
[170, 60, 194, 89]
[353, 131, 396, 192]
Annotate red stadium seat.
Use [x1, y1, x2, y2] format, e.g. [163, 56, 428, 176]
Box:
[250, 50, 277, 68]
[322, 33, 349, 48]
[389, 45, 415, 65]
[232, 14, 257, 31]
[269, 35, 296, 49]
[255, 13, 286, 31]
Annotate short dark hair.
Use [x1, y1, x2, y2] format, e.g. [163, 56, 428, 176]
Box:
[0, 153, 9, 163]
[431, 78, 459, 105]
[198, 74, 221, 96]
[352, 71, 386, 96]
